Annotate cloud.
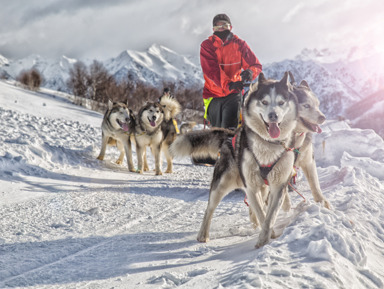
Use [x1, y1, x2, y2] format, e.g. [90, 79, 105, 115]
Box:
[0, 0, 383, 63]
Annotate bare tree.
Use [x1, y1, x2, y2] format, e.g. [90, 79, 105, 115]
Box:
[17, 68, 43, 91]
[88, 60, 111, 107]
[67, 61, 89, 105]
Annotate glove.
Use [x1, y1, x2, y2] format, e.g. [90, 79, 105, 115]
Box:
[240, 69, 253, 82]
[228, 81, 244, 92]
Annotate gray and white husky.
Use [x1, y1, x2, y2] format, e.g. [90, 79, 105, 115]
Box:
[171, 72, 299, 248]
[134, 95, 181, 175]
[97, 100, 135, 172]
[249, 72, 331, 226]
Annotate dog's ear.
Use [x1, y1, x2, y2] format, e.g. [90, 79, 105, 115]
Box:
[288, 71, 297, 86]
[299, 80, 310, 89]
[108, 99, 113, 110]
[249, 81, 258, 93]
[258, 72, 267, 84]
[280, 71, 290, 88]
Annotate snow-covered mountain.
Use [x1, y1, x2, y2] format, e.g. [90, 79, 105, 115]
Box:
[105, 44, 203, 88]
[1, 43, 383, 120]
[0, 44, 203, 92]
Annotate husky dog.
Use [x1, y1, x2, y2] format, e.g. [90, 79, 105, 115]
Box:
[97, 100, 135, 172]
[248, 73, 330, 226]
[134, 95, 181, 175]
[171, 72, 299, 248]
[289, 73, 330, 208]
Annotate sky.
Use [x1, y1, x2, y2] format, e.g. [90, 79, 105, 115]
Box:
[1, 0, 384, 64]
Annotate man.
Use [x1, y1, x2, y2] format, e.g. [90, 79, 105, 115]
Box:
[201, 13, 262, 129]
[193, 13, 262, 165]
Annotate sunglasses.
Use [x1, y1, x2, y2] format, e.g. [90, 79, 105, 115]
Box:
[213, 23, 231, 31]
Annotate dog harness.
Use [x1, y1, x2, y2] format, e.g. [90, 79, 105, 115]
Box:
[231, 131, 300, 186]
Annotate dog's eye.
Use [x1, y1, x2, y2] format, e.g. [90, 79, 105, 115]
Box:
[278, 101, 285, 106]
[304, 104, 311, 108]
[261, 100, 268, 105]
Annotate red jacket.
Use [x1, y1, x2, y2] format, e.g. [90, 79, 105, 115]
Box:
[200, 33, 262, 99]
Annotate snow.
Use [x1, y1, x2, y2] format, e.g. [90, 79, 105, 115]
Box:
[1, 80, 384, 289]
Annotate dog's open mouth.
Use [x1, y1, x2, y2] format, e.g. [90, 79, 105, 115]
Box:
[148, 118, 156, 127]
[300, 117, 322, 133]
[117, 119, 129, 132]
[265, 121, 281, 138]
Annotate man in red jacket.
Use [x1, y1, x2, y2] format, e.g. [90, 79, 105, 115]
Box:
[192, 14, 262, 165]
[201, 13, 262, 129]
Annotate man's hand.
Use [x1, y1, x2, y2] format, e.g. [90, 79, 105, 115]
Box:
[229, 81, 244, 92]
[240, 69, 253, 82]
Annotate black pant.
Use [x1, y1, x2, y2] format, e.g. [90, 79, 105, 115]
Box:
[207, 93, 240, 129]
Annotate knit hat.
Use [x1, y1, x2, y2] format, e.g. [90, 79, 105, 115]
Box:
[212, 14, 231, 26]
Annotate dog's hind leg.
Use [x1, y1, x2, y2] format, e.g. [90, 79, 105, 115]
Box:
[97, 134, 109, 161]
[162, 143, 173, 173]
[197, 162, 240, 242]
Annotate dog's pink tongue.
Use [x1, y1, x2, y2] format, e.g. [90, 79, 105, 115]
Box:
[122, 123, 129, 132]
[315, 125, 322, 133]
[268, 123, 280, 138]
[150, 121, 156, 127]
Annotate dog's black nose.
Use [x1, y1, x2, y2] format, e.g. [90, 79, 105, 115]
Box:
[268, 112, 278, 122]
[318, 115, 326, 124]
[152, 116, 156, 121]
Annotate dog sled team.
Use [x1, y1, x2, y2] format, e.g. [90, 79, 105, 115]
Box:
[96, 13, 331, 249]
[96, 71, 330, 248]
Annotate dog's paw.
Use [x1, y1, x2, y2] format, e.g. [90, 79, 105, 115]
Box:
[248, 208, 259, 229]
[281, 195, 291, 212]
[165, 169, 173, 173]
[115, 160, 123, 165]
[322, 199, 331, 209]
[197, 235, 209, 243]
[255, 229, 270, 248]
[96, 155, 104, 161]
[315, 197, 331, 209]
[155, 171, 163, 176]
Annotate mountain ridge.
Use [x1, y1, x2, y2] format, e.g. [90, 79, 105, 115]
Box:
[1, 44, 383, 122]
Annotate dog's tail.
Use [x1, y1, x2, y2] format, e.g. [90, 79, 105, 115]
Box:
[170, 128, 235, 159]
[160, 95, 181, 121]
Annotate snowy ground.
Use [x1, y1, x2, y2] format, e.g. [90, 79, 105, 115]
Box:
[1, 80, 384, 289]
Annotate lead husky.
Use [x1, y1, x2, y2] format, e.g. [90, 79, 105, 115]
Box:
[249, 73, 331, 225]
[97, 100, 135, 172]
[134, 95, 181, 175]
[171, 72, 299, 248]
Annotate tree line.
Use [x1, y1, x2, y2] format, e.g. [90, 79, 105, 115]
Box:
[15, 60, 204, 117]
